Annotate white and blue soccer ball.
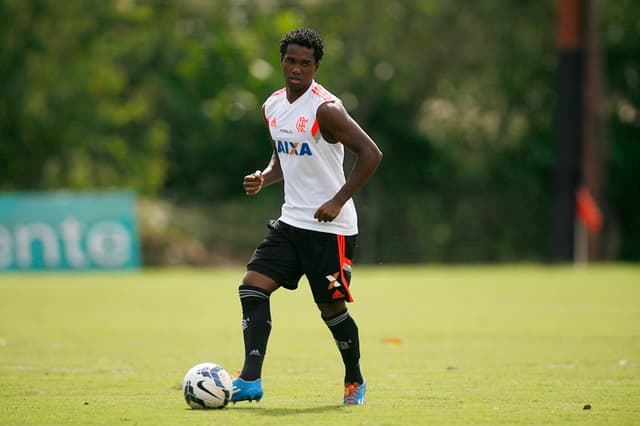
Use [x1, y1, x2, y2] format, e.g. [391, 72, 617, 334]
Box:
[183, 362, 234, 409]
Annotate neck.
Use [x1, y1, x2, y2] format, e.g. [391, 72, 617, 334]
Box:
[286, 82, 313, 103]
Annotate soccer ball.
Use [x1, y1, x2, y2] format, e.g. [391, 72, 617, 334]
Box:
[183, 362, 234, 409]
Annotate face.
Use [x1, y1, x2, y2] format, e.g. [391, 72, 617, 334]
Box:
[281, 43, 319, 97]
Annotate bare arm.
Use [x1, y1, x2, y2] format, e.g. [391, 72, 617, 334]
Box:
[313, 101, 383, 222]
[243, 109, 284, 196]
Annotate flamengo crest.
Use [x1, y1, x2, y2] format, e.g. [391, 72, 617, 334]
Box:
[296, 116, 308, 133]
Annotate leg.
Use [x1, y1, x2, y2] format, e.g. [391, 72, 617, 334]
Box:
[301, 230, 364, 403]
[318, 301, 363, 385]
[232, 271, 278, 403]
[233, 220, 302, 403]
[238, 271, 278, 381]
[318, 301, 366, 404]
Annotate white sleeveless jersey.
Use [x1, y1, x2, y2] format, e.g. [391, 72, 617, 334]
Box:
[263, 81, 358, 235]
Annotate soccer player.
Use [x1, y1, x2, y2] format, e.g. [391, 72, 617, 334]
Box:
[232, 28, 382, 405]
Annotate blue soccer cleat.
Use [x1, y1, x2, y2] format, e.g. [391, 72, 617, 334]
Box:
[343, 380, 366, 405]
[231, 377, 263, 403]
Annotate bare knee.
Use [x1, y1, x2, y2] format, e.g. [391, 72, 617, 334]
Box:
[242, 270, 279, 294]
[317, 301, 347, 319]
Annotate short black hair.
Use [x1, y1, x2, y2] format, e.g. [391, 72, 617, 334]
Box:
[279, 28, 324, 63]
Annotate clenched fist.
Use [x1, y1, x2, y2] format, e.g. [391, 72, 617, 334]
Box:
[243, 170, 264, 196]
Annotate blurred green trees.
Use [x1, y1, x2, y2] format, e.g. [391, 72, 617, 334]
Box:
[1, 0, 638, 262]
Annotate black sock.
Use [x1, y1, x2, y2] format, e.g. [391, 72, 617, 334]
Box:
[238, 285, 271, 381]
[324, 309, 363, 384]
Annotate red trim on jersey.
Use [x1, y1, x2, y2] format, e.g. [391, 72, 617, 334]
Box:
[311, 85, 334, 102]
[269, 87, 287, 98]
[311, 118, 320, 137]
[337, 235, 354, 302]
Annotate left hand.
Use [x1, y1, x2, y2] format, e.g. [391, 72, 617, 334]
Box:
[314, 199, 343, 222]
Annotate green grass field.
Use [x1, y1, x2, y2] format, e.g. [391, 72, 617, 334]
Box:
[0, 265, 638, 425]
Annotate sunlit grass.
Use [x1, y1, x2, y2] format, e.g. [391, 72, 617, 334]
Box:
[0, 265, 638, 425]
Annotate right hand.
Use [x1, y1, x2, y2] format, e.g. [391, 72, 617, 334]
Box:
[243, 170, 264, 196]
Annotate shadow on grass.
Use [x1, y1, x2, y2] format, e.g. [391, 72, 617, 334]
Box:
[231, 404, 344, 416]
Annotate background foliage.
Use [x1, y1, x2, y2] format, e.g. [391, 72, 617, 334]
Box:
[1, 0, 638, 263]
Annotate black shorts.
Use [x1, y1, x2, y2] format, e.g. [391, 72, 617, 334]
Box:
[247, 220, 357, 304]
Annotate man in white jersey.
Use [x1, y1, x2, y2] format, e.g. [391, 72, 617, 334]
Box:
[232, 28, 382, 405]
